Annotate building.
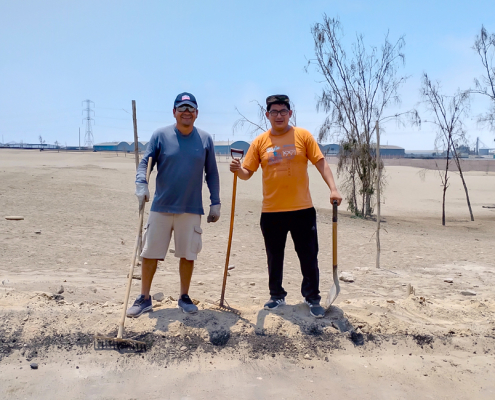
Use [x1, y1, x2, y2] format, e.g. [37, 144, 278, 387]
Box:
[319, 143, 340, 155]
[374, 145, 405, 158]
[214, 140, 251, 155]
[93, 141, 148, 152]
[479, 148, 495, 156]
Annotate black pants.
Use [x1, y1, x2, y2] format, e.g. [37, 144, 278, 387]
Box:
[260, 207, 320, 303]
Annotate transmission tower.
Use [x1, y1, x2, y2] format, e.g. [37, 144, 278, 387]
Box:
[82, 99, 95, 147]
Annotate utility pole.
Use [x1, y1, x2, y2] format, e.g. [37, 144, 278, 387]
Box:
[79, 127, 81, 150]
[375, 121, 381, 269]
[82, 99, 95, 148]
[132, 100, 140, 170]
[476, 137, 479, 156]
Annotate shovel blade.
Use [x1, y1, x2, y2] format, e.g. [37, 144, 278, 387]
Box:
[325, 265, 341, 308]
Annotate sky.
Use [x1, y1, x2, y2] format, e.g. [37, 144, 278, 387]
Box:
[1, 0, 494, 150]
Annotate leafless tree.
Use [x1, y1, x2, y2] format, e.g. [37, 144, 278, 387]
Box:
[39, 135, 45, 145]
[306, 15, 419, 217]
[421, 73, 473, 225]
[472, 25, 495, 131]
[233, 100, 297, 136]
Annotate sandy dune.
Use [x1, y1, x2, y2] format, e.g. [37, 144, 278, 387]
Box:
[1, 149, 494, 399]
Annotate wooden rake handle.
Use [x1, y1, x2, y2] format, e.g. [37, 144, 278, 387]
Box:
[118, 157, 153, 339]
[219, 149, 245, 306]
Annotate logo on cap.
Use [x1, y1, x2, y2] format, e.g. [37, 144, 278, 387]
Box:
[182, 95, 190, 100]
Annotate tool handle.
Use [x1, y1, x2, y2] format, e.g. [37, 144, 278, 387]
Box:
[231, 148, 244, 160]
[332, 200, 338, 267]
[220, 171, 238, 306]
[118, 157, 153, 339]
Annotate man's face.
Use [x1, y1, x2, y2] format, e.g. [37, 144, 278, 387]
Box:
[173, 105, 198, 127]
[266, 104, 292, 131]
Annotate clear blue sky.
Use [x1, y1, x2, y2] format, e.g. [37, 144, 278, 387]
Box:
[1, 0, 494, 150]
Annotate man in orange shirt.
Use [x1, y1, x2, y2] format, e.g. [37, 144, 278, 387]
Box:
[230, 94, 342, 318]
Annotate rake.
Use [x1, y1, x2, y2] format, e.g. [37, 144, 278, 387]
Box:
[94, 157, 153, 351]
[208, 148, 245, 315]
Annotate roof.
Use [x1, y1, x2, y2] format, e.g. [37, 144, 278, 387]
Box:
[214, 140, 251, 146]
[95, 141, 148, 146]
[375, 145, 404, 150]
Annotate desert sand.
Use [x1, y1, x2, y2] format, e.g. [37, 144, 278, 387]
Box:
[1, 149, 494, 399]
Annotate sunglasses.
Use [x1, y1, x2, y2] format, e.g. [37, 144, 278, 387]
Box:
[176, 105, 197, 112]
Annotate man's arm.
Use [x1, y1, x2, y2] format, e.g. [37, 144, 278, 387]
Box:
[230, 159, 254, 180]
[136, 133, 157, 183]
[204, 136, 220, 205]
[315, 158, 342, 205]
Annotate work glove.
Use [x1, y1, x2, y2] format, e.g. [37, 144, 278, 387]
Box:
[135, 183, 150, 210]
[207, 204, 221, 223]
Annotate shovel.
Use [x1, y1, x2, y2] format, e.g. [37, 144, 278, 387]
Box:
[325, 200, 340, 308]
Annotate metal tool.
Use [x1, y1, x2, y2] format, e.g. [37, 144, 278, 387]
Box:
[325, 200, 341, 308]
[94, 157, 153, 351]
[210, 148, 245, 314]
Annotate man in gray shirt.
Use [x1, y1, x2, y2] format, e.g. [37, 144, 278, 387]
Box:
[127, 92, 220, 317]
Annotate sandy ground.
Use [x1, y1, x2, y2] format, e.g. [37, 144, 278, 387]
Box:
[1, 149, 494, 399]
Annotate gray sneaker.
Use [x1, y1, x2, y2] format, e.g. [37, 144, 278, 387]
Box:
[305, 299, 325, 318]
[178, 294, 198, 314]
[126, 294, 152, 318]
[264, 298, 286, 310]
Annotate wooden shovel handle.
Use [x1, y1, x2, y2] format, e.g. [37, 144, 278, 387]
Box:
[332, 200, 338, 267]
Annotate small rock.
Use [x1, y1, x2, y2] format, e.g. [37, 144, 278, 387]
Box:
[35, 230, 41, 234]
[444, 278, 454, 283]
[152, 292, 165, 302]
[169, 249, 175, 253]
[198, 281, 204, 285]
[228, 265, 235, 270]
[386, 299, 395, 304]
[339, 272, 355, 282]
[30, 363, 38, 369]
[167, 296, 176, 302]
[191, 298, 200, 305]
[180, 346, 187, 351]
[92, 288, 97, 293]
[249, 282, 256, 286]
[57, 285, 64, 294]
[304, 354, 311, 360]
[461, 290, 476, 296]
[23, 316, 29, 322]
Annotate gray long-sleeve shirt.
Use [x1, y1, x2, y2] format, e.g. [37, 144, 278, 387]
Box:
[136, 124, 220, 215]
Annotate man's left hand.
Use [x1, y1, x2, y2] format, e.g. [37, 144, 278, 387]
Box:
[207, 204, 221, 223]
[330, 190, 343, 206]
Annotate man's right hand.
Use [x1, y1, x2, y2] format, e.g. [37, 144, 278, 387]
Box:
[230, 159, 242, 173]
[135, 183, 150, 209]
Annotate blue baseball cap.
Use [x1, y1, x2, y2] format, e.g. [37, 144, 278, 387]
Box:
[174, 92, 198, 109]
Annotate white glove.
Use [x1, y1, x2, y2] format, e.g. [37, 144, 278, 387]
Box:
[207, 204, 221, 223]
[135, 183, 150, 209]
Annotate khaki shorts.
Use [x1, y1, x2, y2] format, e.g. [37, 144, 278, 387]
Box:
[141, 212, 202, 261]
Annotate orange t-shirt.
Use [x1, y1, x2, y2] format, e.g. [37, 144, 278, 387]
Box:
[243, 126, 324, 212]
